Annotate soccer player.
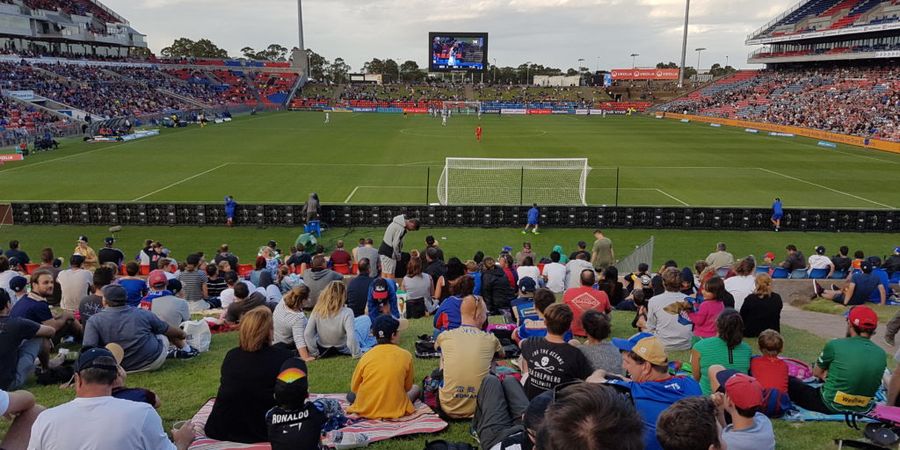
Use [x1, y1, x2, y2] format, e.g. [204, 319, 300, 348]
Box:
[324, 112, 330, 124]
[475, 125, 483, 143]
[771, 197, 783, 232]
[477, 106, 482, 120]
[441, 112, 448, 127]
[523, 204, 540, 235]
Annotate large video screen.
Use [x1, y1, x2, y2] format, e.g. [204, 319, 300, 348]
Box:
[429, 32, 488, 72]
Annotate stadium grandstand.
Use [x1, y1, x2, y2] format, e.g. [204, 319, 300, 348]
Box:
[658, 0, 899, 142]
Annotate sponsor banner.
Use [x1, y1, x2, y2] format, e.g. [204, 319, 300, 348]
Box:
[402, 108, 428, 114]
[121, 129, 160, 142]
[527, 109, 552, 115]
[501, 109, 527, 115]
[351, 107, 376, 113]
[0, 154, 24, 162]
[745, 128, 759, 134]
[589, 109, 606, 115]
[576, 109, 590, 116]
[680, 119, 690, 123]
[611, 69, 680, 80]
[551, 109, 574, 115]
[661, 113, 900, 154]
[655, 115, 664, 119]
[818, 141, 837, 148]
[769, 132, 794, 137]
[482, 107, 501, 113]
[376, 107, 403, 113]
[6, 90, 35, 101]
[710, 123, 722, 127]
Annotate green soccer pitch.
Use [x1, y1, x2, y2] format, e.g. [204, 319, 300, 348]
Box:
[1, 111, 898, 209]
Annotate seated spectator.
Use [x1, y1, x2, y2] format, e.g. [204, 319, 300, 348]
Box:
[629, 289, 650, 331]
[482, 256, 515, 314]
[575, 310, 623, 375]
[97, 237, 124, 268]
[788, 305, 886, 414]
[177, 254, 209, 311]
[725, 258, 756, 310]
[749, 330, 789, 397]
[273, 285, 314, 361]
[28, 347, 194, 450]
[706, 242, 734, 269]
[1, 290, 55, 391]
[813, 260, 886, 305]
[710, 372, 776, 450]
[83, 285, 194, 372]
[465, 259, 482, 295]
[807, 246, 834, 278]
[424, 235, 445, 263]
[57, 254, 93, 313]
[536, 383, 644, 450]
[832, 246, 852, 275]
[589, 334, 702, 450]
[688, 276, 726, 339]
[346, 258, 374, 317]
[356, 239, 380, 277]
[651, 260, 679, 296]
[118, 262, 148, 307]
[150, 280, 190, 330]
[624, 262, 653, 297]
[569, 240, 590, 261]
[224, 282, 268, 324]
[500, 253, 518, 289]
[434, 257, 466, 302]
[139, 269, 173, 308]
[301, 255, 343, 310]
[400, 257, 434, 319]
[8, 276, 27, 307]
[885, 246, 900, 276]
[206, 307, 293, 443]
[598, 266, 625, 307]
[434, 295, 501, 419]
[347, 316, 420, 419]
[249, 256, 267, 288]
[680, 267, 697, 295]
[740, 274, 782, 337]
[10, 269, 82, 372]
[657, 397, 725, 450]
[266, 358, 327, 450]
[77, 266, 116, 325]
[520, 304, 594, 399]
[3, 241, 29, 266]
[780, 245, 807, 278]
[366, 278, 400, 322]
[0, 387, 44, 450]
[563, 269, 611, 337]
[433, 276, 475, 334]
[541, 251, 566, 294]
[329, 240, 352, 268]
[515, 242, 535, 267]
[473, 376, 550, 450]
[423, 247, 446, 289]
[516, 256, 541, 287]
[514, 288, 572, 343]
[305, 281, 374, 358]
[565, 252, 595, 290]
[511, 277, 537, 326]
[205, 264, 227, 304]
[645, 267, 693, 351]
[692, 309, 751, 395]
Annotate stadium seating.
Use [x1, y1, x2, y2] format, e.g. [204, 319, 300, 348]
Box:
[751, 0, 900, 40]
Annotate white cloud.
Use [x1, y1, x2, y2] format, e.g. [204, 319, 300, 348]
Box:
[101, 0, 795, 70]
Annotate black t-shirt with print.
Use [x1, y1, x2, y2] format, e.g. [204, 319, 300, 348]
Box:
[521, 337, 593, 399]
[266, 403, 326, 450]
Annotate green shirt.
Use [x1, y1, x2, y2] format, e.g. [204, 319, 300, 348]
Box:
[693, 337, 752, 395]
[592, 237, 613, 269]
[817, 336, 886, 413]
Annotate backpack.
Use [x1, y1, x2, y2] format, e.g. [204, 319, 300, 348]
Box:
[415, 335, 441, 359]
[781, 357, 813, 380]
[422, 369, 443, 412]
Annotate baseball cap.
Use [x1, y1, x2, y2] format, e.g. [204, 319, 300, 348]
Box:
[848, 305, 878, 330]
[501, 246, 512, 254]
[105, 343, 125, 365]
[273, 358, 310, 408]
[371, 315, 408, 339]
[9, 276, 27, 293]
[104, 237, 115, 245]
[166, 279, 183, 294]
[894, 247, 900, 255]
[815, 246, 826, 255]
[764, 251, 776, 260]
[75, 347, 118, 373]
[148, 269, 168, 288]
[77, 235, 88, 243]
[715, 371, 764, 410]
[612, 333, 667, 366]
[861, 260, 874, 274]
[7, 257, 19, 268]
[101, 285, 127, 304]
[372, 278, 390, 300]
[523, 390, 554, 431]
[517, 277, 536, 293]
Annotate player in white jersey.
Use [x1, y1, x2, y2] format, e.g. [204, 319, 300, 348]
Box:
[324, 112, 330, 124]
[477, 107, 482, 119]
[442, 113, 448, 127]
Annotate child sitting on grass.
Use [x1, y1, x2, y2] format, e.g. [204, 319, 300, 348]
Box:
[750, 330, 789, 398]
[266, 358, 326, 450]
[688, 277, 726, 339]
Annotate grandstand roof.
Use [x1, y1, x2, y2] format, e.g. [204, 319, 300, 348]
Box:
[0, 0, 144, 48]
[747, 0, 900, 45]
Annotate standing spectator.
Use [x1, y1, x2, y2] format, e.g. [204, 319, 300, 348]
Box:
[576, 310, 623, 375]
[814, 260, 886, 305]
[740, 274, 783, 337]
[301, 255, 343, 310]
[28, 347, 194, 450]
[705, 242, 734, 270]
[304, 281, 373, 358]
[691, 309, 752, 395]
[780, 244, 807, 278]
[177, 254, 208, 311]
[520, 304, 594, 399]
[435, 295, 502, 419]
[206, 307, 293, 443]
[300, 193, 320, 223]
[97, 237, 125, 268]
[118, 262, 148, 308]
[645, 267, 694, 351]
[329, 240, 352, 268]
[273, 286, 314, 361]
[516, 256, 541, 287]
[563, 269, 611, 337]
[832, 246, 852, 276]
[150, 280, 190, 330]
[724, 257, 756, 311]
[788, 306, 886, 414]
[656, 397, 725, 450]
[481, 257, 515, 315]
[771, 197, 783, 232]
[1, 290, 55, 391]
[522, 203, 540, 235]
[378, 215, 419, 279]
[807, 246, 834, 278]
[74, 236, 98, 271]
[347, 316, 420, 419]
[57, 255, 93, 313]
[356, 239, 380, 277]
[3, 241, 29, 265]
[346, 258, 375, 317]
[688, 277, 726, 339]
[565, 252, 594, 290]
[541, 251, 566, 294]
[514, 242, 535, 267]
[591, 229, 614, 271]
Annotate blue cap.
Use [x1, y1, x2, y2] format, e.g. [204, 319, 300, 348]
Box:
[502, 246, 513, 253]
[894, 247, 899, 254]
[611, 332, 655, 353]
[517, 277, 536, 293]
[75, 347, 118, 373]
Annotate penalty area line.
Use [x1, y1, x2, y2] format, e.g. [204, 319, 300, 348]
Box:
[131, 163, 230, 202]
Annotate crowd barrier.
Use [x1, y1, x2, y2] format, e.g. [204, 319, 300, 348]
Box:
[6, 203, 895, 232]
[662, 112, 900, 154]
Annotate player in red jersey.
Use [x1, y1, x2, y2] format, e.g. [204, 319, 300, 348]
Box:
[475, 125, 483, 143]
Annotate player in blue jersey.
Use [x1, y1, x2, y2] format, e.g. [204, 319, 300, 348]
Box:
[523, 204, 540, 235]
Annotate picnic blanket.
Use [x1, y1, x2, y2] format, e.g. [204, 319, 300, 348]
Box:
[780, 386, 887, 423]
[187, 395, 448, 450]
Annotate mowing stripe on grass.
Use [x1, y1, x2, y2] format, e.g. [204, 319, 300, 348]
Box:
[132, 163, 230, 202]
[755, 168, 893, 209]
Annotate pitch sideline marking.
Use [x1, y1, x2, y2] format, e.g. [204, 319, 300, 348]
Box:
[755, 167, 893, 209]
[655, 189, 690, 206]
[343, 186, 361, 204]
[131, 163, 230, 202]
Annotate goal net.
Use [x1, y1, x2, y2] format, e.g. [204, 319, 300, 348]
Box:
[437, 158, 591, 206]
[442, 101, 481, 115]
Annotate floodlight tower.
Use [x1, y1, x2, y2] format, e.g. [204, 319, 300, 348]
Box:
[677, 0, 690, 88]
[294, 0, 309, 77]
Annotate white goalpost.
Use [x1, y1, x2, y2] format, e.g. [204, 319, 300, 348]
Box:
[437, 158, 591, 206]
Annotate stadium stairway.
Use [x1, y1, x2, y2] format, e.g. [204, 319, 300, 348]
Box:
[155, 88, 213, 109]
[464, 84, 475, 101]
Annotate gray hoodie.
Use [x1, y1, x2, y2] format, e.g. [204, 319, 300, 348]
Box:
[378, 215, 408, 261]
[301, 268, 343, 309]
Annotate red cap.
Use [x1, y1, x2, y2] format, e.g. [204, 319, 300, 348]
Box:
[764, 251, 776, 260]
[724, 374, 764, 410]
[848, 306, 878, 330]
[148, 269, 167, 288]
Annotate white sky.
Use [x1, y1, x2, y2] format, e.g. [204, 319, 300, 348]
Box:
[101, 0, 795, 71]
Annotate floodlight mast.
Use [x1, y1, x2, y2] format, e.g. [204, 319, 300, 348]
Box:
[677, 0, 690, 88]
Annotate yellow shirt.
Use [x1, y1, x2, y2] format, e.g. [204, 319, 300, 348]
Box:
[435, 326, 502, 418]
[74, 245, 98, 271]
[347, 344, 415, 419]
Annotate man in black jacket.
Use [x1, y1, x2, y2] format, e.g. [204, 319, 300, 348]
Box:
[481, 257, 515, 315]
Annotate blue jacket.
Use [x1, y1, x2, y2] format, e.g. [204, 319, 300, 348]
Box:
[367, 278, 399, 322]
[607, 376, 702, 450]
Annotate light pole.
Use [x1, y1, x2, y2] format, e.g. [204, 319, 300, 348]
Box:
[493, 58, 497, 84]
[726, 55, 729, 68]
[525, 61, 532, 85]
[577, 58, 585, 85]
[397, 58, 402, 83]
[677, 0, 690, 88]
[695, 47, 707, 75]
[630, 53, 640, 69]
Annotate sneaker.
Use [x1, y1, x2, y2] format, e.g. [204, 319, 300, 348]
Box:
[331, 431, 369, 449]
[812, 281, 824, 299]
[521, 230, 527, 234]
[168, 348, 199, 360]
[532, 231, 540, 235]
